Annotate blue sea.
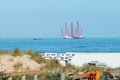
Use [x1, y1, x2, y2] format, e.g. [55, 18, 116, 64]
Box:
[0, 38, 120, 53]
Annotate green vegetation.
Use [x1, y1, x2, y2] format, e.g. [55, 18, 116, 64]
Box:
[7, 72, 61, 80]
[12, 76, 21, 80]
[0, 49, 114, 80]
[0, 50, 10, 55]
[43, 59, 61, 71]
[24, 50, 46, 64]
[82, 64, 106, 74]
[13, 48, 21, 56]
[38, 71, 61, 80]
[13, 62, 23, 71]
[9, 58, 14, 61]
[26, 66, 30, 71]
[65, 63, 78, 70]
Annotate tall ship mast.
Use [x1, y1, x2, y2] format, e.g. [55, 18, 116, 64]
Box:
[73, 22, 84, 39]
[62, 22, 72, 39]
[61, 22, 84, 39]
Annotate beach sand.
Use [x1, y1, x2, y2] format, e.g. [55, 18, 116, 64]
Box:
[43, 52, 120, 68]
[0, 55, 40, 73]
[69, 53, 120, 68]
[0, 53, 120, 73]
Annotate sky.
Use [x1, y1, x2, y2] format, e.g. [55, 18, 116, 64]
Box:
[0, 0, 120, 38]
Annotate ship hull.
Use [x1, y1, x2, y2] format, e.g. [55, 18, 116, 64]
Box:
[73, 36, 84, 39]
[62, 36, 73, 39]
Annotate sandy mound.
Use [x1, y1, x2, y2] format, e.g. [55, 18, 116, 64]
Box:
[0, 55, 41, 73]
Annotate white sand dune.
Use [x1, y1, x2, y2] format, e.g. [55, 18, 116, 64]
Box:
[0, 55, 40, 73]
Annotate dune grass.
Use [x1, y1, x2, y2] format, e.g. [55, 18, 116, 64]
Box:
[13, 62, 23, 71]
[0, 49, 111, 80]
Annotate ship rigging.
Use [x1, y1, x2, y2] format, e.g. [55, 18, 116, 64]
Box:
[61, 22, 84, 39]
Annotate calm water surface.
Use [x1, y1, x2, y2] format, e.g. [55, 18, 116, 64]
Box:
[0, 38, 120, 53]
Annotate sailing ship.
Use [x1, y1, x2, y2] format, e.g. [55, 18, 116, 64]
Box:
[61, 22, 84, 39]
